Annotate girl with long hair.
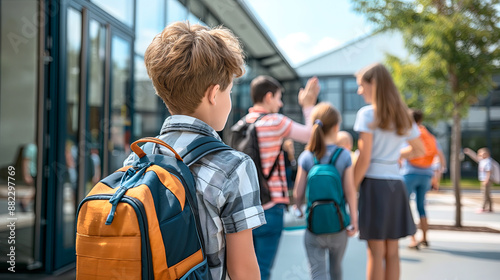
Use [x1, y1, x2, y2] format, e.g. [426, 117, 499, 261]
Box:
[354, 63, 424, 280]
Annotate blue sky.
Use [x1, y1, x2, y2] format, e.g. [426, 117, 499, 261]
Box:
[244, 0, 374, 66]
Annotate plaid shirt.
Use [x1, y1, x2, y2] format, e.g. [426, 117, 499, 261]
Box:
[124, 115, 266, 280]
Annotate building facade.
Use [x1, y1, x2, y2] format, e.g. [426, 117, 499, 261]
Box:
[0, 0, 300, 275]
[296, 30, 500, 179]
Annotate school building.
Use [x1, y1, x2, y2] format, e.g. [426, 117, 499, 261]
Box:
[0, 0, 498, 277]
[295, 30, 500, 178]
[0, 0, 302, 275]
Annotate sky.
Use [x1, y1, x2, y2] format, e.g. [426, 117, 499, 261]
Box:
[243, 0, 374, 67]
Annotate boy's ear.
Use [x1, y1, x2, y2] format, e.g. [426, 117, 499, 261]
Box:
[263, 91, 273, 103]
[206, 84, 220, 105]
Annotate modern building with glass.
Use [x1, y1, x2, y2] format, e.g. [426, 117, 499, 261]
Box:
[0, 0, 301, 275]
[296, 30, 500, 178]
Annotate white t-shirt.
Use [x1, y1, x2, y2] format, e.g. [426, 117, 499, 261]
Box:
[354, 105, 420, 180]
[478, 158, 492, 182]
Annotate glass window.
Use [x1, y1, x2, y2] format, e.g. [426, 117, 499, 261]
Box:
[109, 35, 132, 173]
[91, 0, 133, 26]
[322, 92, 342, 110]
[135, 0, 164, 56]
[134, 55, 164, 139]
[63, 7, 82, 249]
[0, 0, 38, 267]
[86, 19, 107, 194]
[344, 78, 365, 111]
[167, 0, 187, 24]
[326, 77, 341, 90]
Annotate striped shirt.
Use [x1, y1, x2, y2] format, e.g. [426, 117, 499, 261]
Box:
[124, 115, 265, 280]
[246, 107, 313, 206]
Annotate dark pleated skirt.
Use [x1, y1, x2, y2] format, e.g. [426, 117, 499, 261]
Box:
[358, 178, 416, 240]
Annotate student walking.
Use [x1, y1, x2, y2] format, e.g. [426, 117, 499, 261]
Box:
[463, 147, 495, 213]
[353, 63, 424, 280]
[293, 103, 358, 280]
[245, 75, 320, 280]
[124, 21, 265, 280]
[401, 109, 443, 249]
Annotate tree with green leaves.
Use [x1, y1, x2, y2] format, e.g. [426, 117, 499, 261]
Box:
[351, 0, 500, 226]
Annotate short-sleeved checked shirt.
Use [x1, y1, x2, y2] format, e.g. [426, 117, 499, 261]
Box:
[124, 115, 266, 280]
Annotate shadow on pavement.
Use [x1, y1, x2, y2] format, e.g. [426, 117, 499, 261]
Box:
[430, 247, 500, 261]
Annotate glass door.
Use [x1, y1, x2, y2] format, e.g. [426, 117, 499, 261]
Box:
[84, 17, 107, 195]
[53, 6, 82, 269]
[52, 5, 133, 270]
[108, 34, 132, 174]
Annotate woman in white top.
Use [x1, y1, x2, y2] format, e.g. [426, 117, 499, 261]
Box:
[353, 63, 424, 280]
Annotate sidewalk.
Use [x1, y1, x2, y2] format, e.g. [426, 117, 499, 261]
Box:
[272, 190, 500, 280]
[2, 190, 498, 279]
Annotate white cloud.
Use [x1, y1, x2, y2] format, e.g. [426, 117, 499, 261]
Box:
[312, 37, 342, 56]
[278, 32, 342, 66]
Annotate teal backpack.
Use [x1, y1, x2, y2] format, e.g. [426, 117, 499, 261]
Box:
[306, 147, 350, 234]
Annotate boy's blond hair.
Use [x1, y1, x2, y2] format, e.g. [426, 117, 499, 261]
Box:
[144, 21, 245, 114]
[336, 131, 353, 151]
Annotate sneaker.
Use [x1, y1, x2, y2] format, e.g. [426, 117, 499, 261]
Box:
[475, 208, 485, 213]
[408, 243, 420, 250]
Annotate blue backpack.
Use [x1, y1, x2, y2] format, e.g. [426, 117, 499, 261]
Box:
[306, 147, 350, 234]
[76, 136, 230, 279]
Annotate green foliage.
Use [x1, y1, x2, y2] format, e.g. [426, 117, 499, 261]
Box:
[351, 0, 500, 121]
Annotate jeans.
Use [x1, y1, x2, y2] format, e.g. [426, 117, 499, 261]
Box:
[404, 174, 432, 217]
[252, 204, 285, 280]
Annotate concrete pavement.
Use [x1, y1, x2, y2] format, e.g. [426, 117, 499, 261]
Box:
[272, 190, 500, 280]
[1, 190, 498, 279]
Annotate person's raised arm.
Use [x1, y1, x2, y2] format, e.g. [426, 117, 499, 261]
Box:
[287, 77, 320, 143]
[298, 77, 320, 108]
[463, 148, 479, 163]
[226, 229, 260, 280]
[354, 132, 373, 187]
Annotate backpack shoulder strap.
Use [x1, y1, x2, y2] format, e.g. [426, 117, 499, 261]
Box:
[254, 114, 267, 123]
[329, 147, 344, 166]
[180, 136, 233, 166]
[313, 156, 319, 165]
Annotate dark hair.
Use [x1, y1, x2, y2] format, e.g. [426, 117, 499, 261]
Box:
[411, 109, 424, 124]
[250, 75, 284, 104]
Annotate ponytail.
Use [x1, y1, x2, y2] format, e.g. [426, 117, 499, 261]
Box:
[305, 103, 341, 159]
[306, 121, 327, 159]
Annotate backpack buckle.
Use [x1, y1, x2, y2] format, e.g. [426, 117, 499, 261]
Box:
[105, 162, 152, 225]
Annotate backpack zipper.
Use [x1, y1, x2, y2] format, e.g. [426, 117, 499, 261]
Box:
[308, 200, 346, 232]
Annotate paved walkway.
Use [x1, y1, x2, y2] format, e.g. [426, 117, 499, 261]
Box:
[2, 190, 498, 279]
[272, 190, 500, 280]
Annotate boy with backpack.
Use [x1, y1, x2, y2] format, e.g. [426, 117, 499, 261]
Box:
[233, 75, 319, 280]
[293, 102, 358, 280]
[121, 21, 265, 279]
[401, 109, 441, 249]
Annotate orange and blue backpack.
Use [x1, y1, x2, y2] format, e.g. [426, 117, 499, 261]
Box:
[76, 136, 230, 279]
